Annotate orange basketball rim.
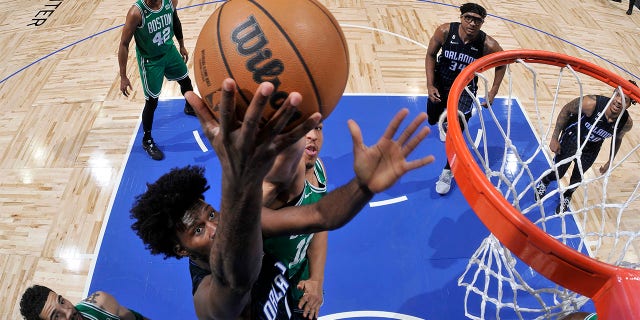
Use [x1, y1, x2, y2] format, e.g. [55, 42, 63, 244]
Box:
[445, 49, 640, 319]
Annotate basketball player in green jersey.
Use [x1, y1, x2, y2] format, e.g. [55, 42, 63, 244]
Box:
[19, 284, 148, 320]
[262, 123, 328, 319]
[118, 0, 196, 160]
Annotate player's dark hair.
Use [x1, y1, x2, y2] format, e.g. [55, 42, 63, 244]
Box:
[460, 2, 487, 18]
[20, 285, 52, 320]
[130, 165, 210, 259]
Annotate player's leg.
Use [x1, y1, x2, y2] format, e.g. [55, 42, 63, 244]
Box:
[536, 138, 575, 200]
[164, 47, 196, 116]
[557, 148, 599, 213]
[436, 92, 473, 195]
[628, 0, 636, 14]
[426, 90, 446, 126]
[138, 56, 165, 160]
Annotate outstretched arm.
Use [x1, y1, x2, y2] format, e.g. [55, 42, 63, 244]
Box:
[261, 109, 435, 237]
[187, 80, 321, 319]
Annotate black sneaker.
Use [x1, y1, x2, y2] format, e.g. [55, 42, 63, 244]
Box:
[534, 180, 548, 201]
[142, 138, 164, 160]
[184, 102, 196, 116]
[555, 197, 571, 214]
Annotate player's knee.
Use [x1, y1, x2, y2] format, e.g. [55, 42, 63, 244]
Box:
[178, 77, 193, 95]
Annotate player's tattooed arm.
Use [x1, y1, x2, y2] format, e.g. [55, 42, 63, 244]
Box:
[83, 291, 100, 304]
[552, 96, 591, 140]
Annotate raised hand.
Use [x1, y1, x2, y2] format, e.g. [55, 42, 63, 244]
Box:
[187, 79, 321, 182]
[348, 109, 435, 193]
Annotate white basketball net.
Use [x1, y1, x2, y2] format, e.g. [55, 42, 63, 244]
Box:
[453, 58, 640, 319]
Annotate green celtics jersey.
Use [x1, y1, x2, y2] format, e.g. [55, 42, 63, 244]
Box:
[263, 159, 327, 299]
[133, 0, 175, 58]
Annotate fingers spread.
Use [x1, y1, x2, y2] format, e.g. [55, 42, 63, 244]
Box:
[348, 119, 364, 149]
[219, 78, 237, 138]
[242, 82, 273, 137]
[382, 108, 409, 140]
[402, 126, 430, 157]
[397, 112, 427, 145]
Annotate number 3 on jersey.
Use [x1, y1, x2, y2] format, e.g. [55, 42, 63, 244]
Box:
[448, 61, 467, 72]
[152, 27, 171, 46]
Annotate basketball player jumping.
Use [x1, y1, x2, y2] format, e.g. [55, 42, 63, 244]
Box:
[535, 82, 636, 214]
[130, 80, 435, 319]
[20, 284, 148, 320]
[424, 2, 506, 195]
[262, 122, 329, 319]
[118, 0, 196, 161]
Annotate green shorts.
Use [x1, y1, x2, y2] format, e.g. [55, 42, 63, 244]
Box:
[136, 46, 188, 99]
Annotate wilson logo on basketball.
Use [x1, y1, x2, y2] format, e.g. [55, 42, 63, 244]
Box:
[231, 15, 291, 115]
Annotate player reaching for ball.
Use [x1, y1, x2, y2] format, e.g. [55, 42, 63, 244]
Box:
[130, 79, 435, 319]
[118, 0, 196, 161]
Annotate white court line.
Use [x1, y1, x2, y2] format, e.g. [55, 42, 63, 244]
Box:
[369, 195, 408, 207]
[319, 310, 425, 320]
[193, 130, 209, 152]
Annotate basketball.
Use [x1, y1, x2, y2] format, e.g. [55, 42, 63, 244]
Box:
[194, 0, 350, 131]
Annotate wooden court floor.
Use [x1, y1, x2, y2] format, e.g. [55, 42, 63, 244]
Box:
[1, 0, 640, 318]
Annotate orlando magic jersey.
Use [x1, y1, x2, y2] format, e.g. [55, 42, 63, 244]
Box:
[189, 253, 292, 320]
[560, 95, 629, 152]
[133, 0, 175, 58]
[435, 22, 486, 92]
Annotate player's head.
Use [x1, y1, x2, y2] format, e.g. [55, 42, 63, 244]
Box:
[460, 3, 487, 18]
[610, 79, 638, 114]
[459, 3, 486, 34]
[303, 123, 324, 170]
[130, 166, 218, 260]
[20, 285, 80, 320]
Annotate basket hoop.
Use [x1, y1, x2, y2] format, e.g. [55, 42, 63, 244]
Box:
[446, 49, 640, 319]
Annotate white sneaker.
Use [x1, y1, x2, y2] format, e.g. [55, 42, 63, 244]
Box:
[534, 180, 548, 201]
[436, 169, 453, 195]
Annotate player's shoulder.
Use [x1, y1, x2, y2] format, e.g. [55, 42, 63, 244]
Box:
[483, 34, 503, 53]
[127, 3, 143, 20]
